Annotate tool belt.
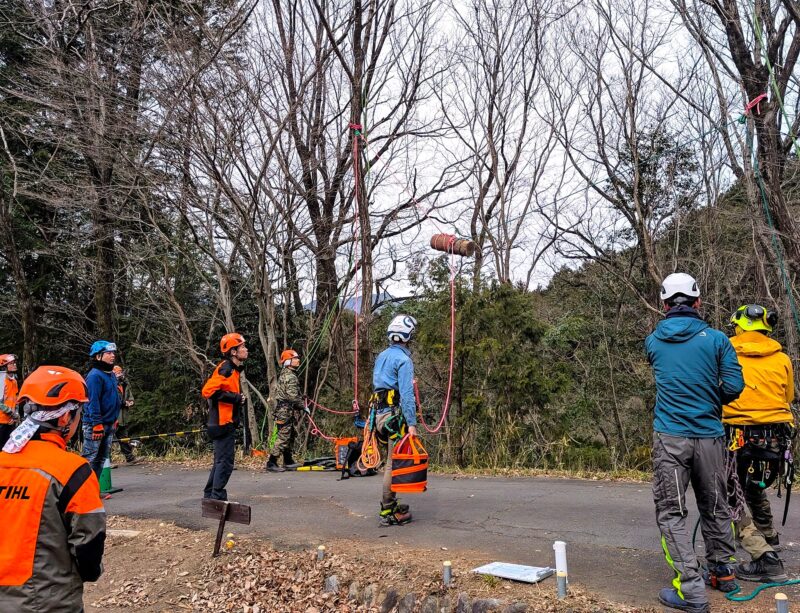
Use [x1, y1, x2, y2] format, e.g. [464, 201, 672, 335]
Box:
[370, 389, 405, 442]
[371, 389, 399, 411]
[726, 423, 794, 457]
[727, 423, 795, 490]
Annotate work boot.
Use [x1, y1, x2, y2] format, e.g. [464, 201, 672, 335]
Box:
[283, 452, 301, 470]
[765, 533, 782, 552]
[704, 563, 738, 593]
[735, 552, 788, 583]
[657, 588, 709, 613]
[379, 501, 412, 526]
[266, 456, 285, 472]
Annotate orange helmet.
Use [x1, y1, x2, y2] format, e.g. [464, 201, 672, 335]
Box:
[220, 332, 246, 354]
[280, 349, 300, 365]
[0, 354, 16, 368]
[18, 366, 89, 407]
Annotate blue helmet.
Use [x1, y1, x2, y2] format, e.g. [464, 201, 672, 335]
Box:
[89, 340, 117, 357]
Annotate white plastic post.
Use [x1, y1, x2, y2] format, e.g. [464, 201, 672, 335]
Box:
[443, 561, 452, 586]
[775, 593, 788, 613]
[553, 541, 568, 599]
[317, 545, 326, 561]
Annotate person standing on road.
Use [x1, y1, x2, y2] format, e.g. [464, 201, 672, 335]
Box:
[0, 365, 106, 612]
[0, 354, 20, 449]
[266, 349, 306, 472]
[646, 273, 744, 613]
[82, 341, 122, 478]
[723, 304, 794, 583]
[203, 333, 248, 500]
[370, 314, 419, 526]
[113, 365, 139, 465]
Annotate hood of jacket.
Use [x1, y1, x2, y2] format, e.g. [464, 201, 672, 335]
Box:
[730, 330, 783, 357]
[653, 311, 709, 343]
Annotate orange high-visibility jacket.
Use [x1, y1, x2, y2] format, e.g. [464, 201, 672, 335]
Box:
[0, 432, 106, 611]
[0, 373, 18, 425]
[202, 359, 242, 428]
[723, 331, 795, 425]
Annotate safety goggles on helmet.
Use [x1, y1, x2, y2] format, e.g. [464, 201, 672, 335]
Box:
[89, 340, 117, 357]
[730, 304, 778, 333]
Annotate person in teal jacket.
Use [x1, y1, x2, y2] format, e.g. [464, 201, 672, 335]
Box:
[646, 273, 744, 613]
[371, 314, 419, 526]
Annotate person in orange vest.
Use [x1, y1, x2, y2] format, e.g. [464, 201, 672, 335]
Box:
[0, 354, 20, 449]
[203, 333, 248, 500]
[0, 365, 106, 611]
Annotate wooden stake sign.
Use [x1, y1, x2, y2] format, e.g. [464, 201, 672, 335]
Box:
[201, 499, 252, 557]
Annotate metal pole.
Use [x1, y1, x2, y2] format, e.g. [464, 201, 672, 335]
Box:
[317, 545, 326, 561]
[775, 592, 789, 613]
[443, 561, 452, 586]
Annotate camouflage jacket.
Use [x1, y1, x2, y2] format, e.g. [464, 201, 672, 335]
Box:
[274, 368, 304, 411]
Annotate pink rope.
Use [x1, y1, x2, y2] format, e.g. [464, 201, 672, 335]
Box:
[305, 412, 337, 442]
[306, 397, 359, 415]
[417, 252, 457, 434]
[350, 123, 363, 415]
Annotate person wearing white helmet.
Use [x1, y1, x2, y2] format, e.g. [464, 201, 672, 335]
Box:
[370, 314, 419, 525]
[646, 273, 745, 613]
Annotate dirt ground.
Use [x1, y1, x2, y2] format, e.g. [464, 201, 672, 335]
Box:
[84, 516, 783, 613]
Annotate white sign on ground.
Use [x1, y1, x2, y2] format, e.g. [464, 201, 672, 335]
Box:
[471, 562, 554, 584]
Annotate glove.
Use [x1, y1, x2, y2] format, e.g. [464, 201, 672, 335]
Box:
[113, 420, 119, 431]
[91, 424, 105, 441]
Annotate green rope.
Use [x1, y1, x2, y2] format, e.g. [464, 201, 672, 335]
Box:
[752, 6, 800, 159]
[725, 579, 800, 602]
[743, 0, 800, 337]
[692, 517, 800, 603]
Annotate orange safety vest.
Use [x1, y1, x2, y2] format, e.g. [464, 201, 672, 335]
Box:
[0, 433, 106, 611]
[202, 360, 241, 427]
[0, 374, 19, 425]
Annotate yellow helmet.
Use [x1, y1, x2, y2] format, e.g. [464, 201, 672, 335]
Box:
[730, 304, 778, 333]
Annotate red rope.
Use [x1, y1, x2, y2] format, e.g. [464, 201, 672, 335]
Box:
[350, 122, 363, 414]
[306, 396, 359, 415]
[417, 250, 457, 434]
[305, 411, 337, 442]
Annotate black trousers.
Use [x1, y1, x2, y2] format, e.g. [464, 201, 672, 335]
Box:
[204, 428, 235, 500]
[115, 424, 136, 462]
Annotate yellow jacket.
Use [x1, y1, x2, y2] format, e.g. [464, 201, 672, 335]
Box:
[723, 331, 795, 425]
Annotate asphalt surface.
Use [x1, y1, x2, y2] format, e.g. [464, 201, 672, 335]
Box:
[104, 464, 800, 608]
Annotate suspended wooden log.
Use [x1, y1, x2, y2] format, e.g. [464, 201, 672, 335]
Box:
[430, 234, 476, 257]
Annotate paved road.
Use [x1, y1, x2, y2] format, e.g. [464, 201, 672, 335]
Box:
[104, 464, 800, 607]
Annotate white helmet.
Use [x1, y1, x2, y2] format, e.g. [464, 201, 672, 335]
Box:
[660, 273, 700, 304]
[387, 314, 417, 343]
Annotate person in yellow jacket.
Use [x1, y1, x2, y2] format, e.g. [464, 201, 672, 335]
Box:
[724, 304, 794, 583]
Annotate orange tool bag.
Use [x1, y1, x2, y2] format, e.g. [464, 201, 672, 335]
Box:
[390, 434, 428, 493]
[334, 437, 360, 470]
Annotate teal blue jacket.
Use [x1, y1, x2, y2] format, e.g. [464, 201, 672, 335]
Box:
[645, 307, 744, 438]
[372, 343, 417, 426]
